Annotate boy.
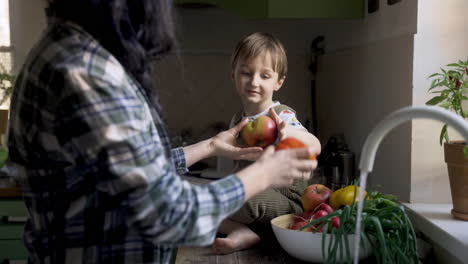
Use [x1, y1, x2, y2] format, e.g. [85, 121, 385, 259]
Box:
[213, 32, 321, 254]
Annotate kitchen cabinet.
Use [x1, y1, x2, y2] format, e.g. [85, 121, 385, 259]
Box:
[175, 0, 365, 19]
[0, 192, 28, 262]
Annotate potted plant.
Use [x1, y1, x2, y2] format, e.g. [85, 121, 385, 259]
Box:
[426, 59, 468, 220]
[0, 63, 14, 107]
[0, 63, 13, 162]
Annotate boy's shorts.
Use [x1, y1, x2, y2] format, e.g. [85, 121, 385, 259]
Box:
[229, 179, 309, 225]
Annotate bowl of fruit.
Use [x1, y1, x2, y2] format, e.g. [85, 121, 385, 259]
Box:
[271, 184, 373, 263]
[272, 183, 422, 263]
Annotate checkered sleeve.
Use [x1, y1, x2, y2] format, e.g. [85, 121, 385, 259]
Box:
[171, 147, 188, 175]
[54, 55, 245, 246]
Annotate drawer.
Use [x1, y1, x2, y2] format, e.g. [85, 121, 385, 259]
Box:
[0, 199, 27, 217]
[0, 239, 28, 260]
[0, 222, 24, 239]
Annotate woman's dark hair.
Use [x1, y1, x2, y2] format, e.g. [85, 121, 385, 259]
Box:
[48, 0, 177, 113]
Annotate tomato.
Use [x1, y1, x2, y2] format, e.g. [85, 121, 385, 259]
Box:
[316, 203, 334, 214]
[311, 210, 329, 232]
[294, 211, 315, 223]
[275, 137, 316, 160]
[331, 217, 340, 229]
[329, 185, 367, 210]
[289, 220, 313, 232]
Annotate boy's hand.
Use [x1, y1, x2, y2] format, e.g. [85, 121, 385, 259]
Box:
[269, 108, 322, 156]
[209, 118, 263, 160]
[268, 108, 296, 141]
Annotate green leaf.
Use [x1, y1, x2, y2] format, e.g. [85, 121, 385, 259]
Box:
[428, 73, 440, 78]
[464, 146, 468, 157]
[430, 78, 439, 89]
[426, 96, 445, 105]
[439, 125, 448, 145]
[439, 101, 451, 109]
[447, 63, 460, 67]
[444, 128, 450, 143]
[0, 147, 8, 168]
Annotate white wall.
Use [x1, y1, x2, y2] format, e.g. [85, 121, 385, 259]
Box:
[9, 0, 47, 73]
[9, 0, 446, 204]
[411, 0, 468, 203]
[166, 1, 419, 201]
[316, 0, 417, 201]
[157, 7, 328, 143]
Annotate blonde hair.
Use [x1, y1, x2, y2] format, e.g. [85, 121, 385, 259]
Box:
[231, 32, 287, 79]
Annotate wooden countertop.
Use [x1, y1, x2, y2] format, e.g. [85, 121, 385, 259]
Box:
[175, 240, 310, 264]
[177, 174, 308, 263]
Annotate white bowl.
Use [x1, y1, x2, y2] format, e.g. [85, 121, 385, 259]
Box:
[271, 214, 372, 262]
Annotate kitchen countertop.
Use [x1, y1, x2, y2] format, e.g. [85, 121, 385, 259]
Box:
[403, 203, 468, 262]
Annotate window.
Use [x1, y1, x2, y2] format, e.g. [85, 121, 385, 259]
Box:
[0, 0, 12, 73]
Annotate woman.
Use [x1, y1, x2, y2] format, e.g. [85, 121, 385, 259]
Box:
[8, 1, 317, 263]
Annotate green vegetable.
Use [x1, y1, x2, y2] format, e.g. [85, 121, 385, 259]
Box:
[299, 188, 419, 263]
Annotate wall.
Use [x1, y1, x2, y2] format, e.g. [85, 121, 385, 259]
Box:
[137, 1, 419, 200]
[7, 0, 429, 203]
[156, 7, 328, 145]
[316, 0, 417, 201]
[9, 0, 47, 73]
[411, 0, 468, 203]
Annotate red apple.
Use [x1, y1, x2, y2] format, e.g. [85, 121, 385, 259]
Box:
[289, 220, 312, 232]
[241, 115, 277, 147]
[302, 184, 332, 212]
[312, 210, 329, 232]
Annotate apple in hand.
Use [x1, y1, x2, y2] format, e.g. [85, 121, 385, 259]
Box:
[302, 184, 332, 212]
[241, 115, 278, 148]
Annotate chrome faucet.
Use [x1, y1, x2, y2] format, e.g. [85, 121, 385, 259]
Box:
[353, 105, 468, 263]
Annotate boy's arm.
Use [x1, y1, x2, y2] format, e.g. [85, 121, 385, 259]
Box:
[269, 108, 322, 154]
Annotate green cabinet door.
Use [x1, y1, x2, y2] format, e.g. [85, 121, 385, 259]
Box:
[0, 199, 28, 217]
[0, 239, 28, 260]
[0, 199, 28, 261]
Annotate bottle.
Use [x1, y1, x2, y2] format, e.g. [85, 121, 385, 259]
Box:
[337, 150, 355, 186]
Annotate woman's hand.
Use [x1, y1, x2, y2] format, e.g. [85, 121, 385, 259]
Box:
[209, 118, 263, 161]
[237, 145, 318, 201]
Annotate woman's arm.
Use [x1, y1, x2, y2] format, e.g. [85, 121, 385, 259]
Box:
[56, 66, 317, 248]
[182, 118, 263, 167]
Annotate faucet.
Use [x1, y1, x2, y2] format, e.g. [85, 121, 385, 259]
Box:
[353, 105, 468, 263]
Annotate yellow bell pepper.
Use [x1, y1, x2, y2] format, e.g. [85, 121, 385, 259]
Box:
[329, 185, 367, 210]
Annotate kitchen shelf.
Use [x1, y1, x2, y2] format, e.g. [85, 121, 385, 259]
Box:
[404, 203, 468, 263]
[175, 0, 365, 19]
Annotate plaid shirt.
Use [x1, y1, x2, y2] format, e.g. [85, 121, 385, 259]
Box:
[8, 22, 245, 264]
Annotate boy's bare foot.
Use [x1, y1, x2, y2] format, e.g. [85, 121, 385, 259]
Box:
[212, 226, 261, 254]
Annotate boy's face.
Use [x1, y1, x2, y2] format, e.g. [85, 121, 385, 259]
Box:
[232, 52, 285, 110]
